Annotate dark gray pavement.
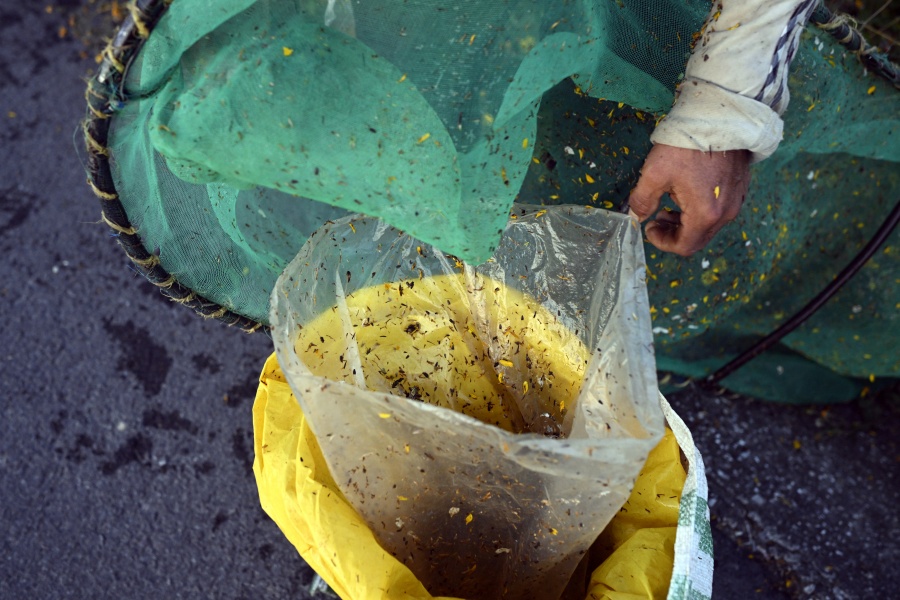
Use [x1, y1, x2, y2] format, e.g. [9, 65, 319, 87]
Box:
[0, 3, 897, 598]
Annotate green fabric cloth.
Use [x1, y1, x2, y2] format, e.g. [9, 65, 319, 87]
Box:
[107, 0, 899, 402]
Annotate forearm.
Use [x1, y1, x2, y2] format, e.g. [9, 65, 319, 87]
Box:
[650, 0, 818, 162]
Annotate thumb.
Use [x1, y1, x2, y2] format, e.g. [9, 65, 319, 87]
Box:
[628, 162, 668, 223]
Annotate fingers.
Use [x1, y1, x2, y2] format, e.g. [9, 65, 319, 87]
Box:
[632, 145, 750, 256]
[644, 202, 724, 257]
[628, 148, 670, 223]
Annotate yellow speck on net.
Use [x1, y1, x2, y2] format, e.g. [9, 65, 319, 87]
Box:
[282, 47, 294, 56]
[378, 413, 391, 419]
[397, 73, 407, 83]
[867, 85, 876, 95]
[417, 133, 431, 144]
[465, 514, 474, 525]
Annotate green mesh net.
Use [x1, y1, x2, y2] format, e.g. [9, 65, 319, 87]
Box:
[104, 0, 899, 403]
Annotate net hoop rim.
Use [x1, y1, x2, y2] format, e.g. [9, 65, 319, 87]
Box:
[83, 0, 263, 333]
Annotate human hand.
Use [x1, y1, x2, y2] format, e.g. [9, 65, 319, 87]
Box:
[628, 144, 751, 256]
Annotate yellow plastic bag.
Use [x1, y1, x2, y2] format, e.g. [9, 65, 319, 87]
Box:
[253, 354, 455, 600]
[587, 424, 686, 600]
[253, 353, 686, 600]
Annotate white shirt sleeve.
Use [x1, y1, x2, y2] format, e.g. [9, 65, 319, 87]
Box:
[650, 0, 819, 162]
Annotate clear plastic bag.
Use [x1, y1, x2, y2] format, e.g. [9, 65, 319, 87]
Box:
[271, 205, 663, 599]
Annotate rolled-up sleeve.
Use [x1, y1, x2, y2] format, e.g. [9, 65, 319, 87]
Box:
[650, 0, 819, 162]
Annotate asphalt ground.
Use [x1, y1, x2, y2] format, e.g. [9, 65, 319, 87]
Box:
[1, 3, 897, 599]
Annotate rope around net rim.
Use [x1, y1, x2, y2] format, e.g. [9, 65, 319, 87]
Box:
[809, 4, 900, 89]
[84, 0, 261, 333]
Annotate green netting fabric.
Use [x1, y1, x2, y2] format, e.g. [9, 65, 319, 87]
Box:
[107, 0, 899, 402]
[109, 0, 709, 323]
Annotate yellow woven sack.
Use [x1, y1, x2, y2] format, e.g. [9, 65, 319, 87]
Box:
[253, 353, 685, 600]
